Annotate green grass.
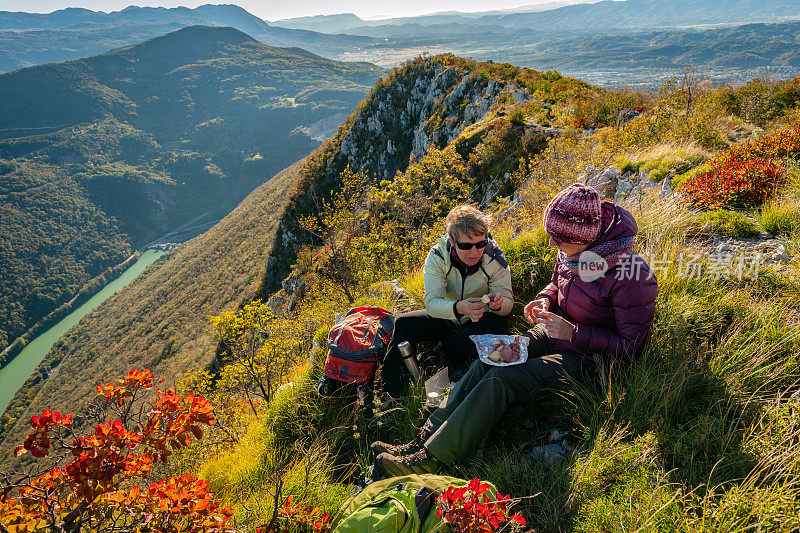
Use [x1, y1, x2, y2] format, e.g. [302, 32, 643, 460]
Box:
[758, 198, 800, 236]
[617, 143, 711, 182]
[570, 428, 684, 532]
[674, 161, 714, 189]
[694, 210, 761, 238]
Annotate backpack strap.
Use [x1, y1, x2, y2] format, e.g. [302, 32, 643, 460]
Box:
[414, 486, 440, 525]
[484, 239, 509, 268]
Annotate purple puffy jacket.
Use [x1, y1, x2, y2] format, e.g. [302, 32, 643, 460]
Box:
[536, 201, 659, 360]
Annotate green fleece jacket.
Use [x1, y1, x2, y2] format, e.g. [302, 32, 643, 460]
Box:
[423, 235, 514, 323]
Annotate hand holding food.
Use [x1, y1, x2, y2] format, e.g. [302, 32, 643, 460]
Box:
[483, 292, 504, 310]
[524, 298, 551, 324]
[457, 297, 486, 322]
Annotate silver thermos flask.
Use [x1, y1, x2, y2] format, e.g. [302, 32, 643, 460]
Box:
[398, 341, 421, 382]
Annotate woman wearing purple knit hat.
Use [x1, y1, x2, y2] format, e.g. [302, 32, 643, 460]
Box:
[372, 183, 658, 477]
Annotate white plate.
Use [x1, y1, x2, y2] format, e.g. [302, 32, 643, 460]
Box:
[470, 334, 530, 366]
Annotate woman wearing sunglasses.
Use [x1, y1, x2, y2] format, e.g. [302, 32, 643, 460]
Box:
[380, 205, 514, 398]
[372, 183, 658, 476]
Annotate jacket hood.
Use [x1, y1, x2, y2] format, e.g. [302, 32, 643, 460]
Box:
[593, 201, 638, 247]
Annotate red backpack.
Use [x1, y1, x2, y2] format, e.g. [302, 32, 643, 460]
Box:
[317, 306, 395, 399]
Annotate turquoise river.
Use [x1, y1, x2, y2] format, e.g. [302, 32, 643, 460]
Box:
[0, 249, 166, 416]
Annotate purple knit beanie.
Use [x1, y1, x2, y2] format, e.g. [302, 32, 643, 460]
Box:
[543, 183, 603, 245]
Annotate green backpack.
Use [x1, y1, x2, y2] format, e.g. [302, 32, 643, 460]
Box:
[331, 474, 495, 533]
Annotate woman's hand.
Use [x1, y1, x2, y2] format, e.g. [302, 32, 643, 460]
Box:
[535, 310, 575, 341]
[456, 297, 485, 322]
[485, 292, 504, 311]
[523, 298, 550, 324]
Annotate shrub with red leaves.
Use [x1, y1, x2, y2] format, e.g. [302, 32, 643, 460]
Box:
[0, 369, 233, 533]
[437, 478, 526, 533]
[681, 125, 800, 209]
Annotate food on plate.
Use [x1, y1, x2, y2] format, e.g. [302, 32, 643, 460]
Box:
[481, 295, 491, 304]
[500, 343, 521, 363]
[486, 337, 523, 363]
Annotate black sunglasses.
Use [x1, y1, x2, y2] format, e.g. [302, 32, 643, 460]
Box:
[455, 239, 488, 251]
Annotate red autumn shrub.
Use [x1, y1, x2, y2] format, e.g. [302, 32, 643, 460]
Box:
[682, 149, 785, 209]
[437, 477, 526, 533]
[0, 369, 233, 533]
[681, 125, 800, 209]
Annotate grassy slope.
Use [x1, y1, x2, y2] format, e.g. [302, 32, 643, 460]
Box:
[0, 160, 302, 457]
[199, 173, 800, 533]
[190, 70, 800, 531]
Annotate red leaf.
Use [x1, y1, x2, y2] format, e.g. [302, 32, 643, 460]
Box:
[511, 514, 527, 525]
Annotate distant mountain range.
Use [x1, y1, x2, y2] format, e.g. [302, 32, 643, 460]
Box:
[271, 1, 592, 33]
[269, 0, 800, 82]
[0, 4, 374, 73]
[274, 0, 800, 36]
[0, 25, 382, 359]
[471, 21, 800, 74]
[3, 1, 800, 81]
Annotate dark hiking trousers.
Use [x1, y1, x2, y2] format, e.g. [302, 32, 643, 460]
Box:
[421, 324, 599, 465]
[381, 309, 508, 397]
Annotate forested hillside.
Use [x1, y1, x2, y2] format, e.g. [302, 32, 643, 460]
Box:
[0, 25, 382, 361]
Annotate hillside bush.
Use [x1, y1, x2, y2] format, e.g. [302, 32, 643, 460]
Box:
[717, 77, 800, 127]
[209, 300, 301, 414]
[681, 125, 800, 209]
[467, 121, 547, 198]
[617, 143, 710, 182]
[0, 369, 231, 533]
[565, 87, 646, 130]
[517, 131, 611, 211]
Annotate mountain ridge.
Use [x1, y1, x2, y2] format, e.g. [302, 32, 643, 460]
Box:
[0, 4, 375, 73]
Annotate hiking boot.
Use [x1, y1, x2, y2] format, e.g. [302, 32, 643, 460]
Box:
[369, 434, 425, 458]
[376, 447, 443, 477]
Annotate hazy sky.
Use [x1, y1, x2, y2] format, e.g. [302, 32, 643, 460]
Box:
[0, 0, 581, 21]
